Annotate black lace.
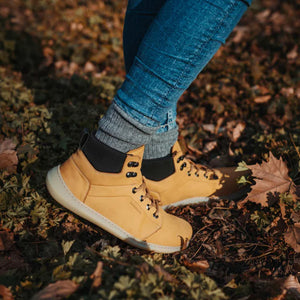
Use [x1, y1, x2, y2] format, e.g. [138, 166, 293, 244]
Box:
[128, 160, 160, 219]
[172, 151, 218, 179]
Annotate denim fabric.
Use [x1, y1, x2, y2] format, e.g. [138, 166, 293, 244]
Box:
[116, 0, 252, 132]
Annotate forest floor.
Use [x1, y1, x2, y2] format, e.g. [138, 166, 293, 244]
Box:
[0, 0, 300, 299]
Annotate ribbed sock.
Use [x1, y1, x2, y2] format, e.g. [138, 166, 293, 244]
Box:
[95, 102, 157, 153]
[143, 128, 178, 159]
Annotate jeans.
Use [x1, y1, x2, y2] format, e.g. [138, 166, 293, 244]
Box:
[114, 0, 251, 133]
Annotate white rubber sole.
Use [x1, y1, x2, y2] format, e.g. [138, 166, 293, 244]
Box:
[162, 197, 209, 210]
[46, 166, 182, 253]
[162, 187, 249, 210]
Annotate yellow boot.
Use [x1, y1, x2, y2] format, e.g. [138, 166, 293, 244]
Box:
[46, 132, 192, 253]
[143, 141, 249, 209]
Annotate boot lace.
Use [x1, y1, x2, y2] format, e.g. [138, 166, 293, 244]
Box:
[129, 161, 160, 219]
[172, 151, 219, 180]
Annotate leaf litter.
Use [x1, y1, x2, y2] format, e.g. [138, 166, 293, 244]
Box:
[0, 0, 299, 299]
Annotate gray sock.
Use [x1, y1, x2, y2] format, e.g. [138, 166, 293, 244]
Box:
[95, 102, 158, 153]
[143, 128, 178, 159]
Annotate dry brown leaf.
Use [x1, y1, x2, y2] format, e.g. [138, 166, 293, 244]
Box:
[283, 275, 300, 292]
[284, 223, 300, 253]
[0, 139, 18, 174]
[246, 152, 294, 207]
[203, 141, 217, 154]
[0, 230, 14, 251]
[31, 280, 78, 300]
[0, 285, 14, 300]
[90, 261, 103, 289]
[181, 255, 209, 273]
[153, 265, 178, 284]
[287, 45, 298, 60]
[254, 95, 271, 103]
[231, 122, 246, 142]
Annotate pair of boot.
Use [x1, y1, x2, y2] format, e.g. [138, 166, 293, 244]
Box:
[46, 131, 246, 253]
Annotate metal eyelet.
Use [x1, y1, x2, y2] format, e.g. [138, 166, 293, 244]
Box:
[153, 213, 159, 219]
[204, 174, 208, 179]
[128, 161, 139, 167]
[140, 195, 144, 202]
[195, 173, 199, 177]
[177, 156, 184, 163]
[146, 204, 150, 210]
[126, 172, 137, 178]
[180, 162, 187, 171]
[187, 172, 191, 176]
[132, 187, 137, 194]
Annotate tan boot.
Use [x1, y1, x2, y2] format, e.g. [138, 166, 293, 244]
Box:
[144, 142, 249, 209]
[46, 135, 192, 253]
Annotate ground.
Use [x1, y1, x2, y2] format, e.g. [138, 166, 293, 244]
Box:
[0, 0, 299, 299]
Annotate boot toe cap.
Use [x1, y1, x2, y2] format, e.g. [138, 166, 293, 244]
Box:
[146, 212, 192, 249]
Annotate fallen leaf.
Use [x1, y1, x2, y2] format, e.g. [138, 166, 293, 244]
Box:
[0, 230, 14, 251]
[90, 261, 103, 289]
[181, 255, 209, 273]
[31, 280, 78, 300]
[283, 275, 300, 292]
[254, 95, 271, 103]
[202, 124, 215, 134]
[203, 141, 217, 153]
[284, 223, 300, 253]
[287, 45, 298, 60]
[245, 152, 295, 207]
[231, 122, 246, 142]
[154, 265, 178, 284]
[0, 285, 14, 300]
[0, 139, 18, 174]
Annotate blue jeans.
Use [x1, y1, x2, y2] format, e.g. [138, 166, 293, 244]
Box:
[115, 0, 251, 133]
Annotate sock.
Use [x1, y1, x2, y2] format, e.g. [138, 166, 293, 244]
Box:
[142, 154, 175, 181]
[143, 128, 178, 159]
[95, 102, 157, 153]
[80, 130, 126, 173]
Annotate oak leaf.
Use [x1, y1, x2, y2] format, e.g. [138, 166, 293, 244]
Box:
[245, 152, 295, 207]
[31, 280, 78, 300]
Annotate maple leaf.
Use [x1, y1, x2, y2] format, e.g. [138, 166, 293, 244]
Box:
[245, 152, 295, 207]
[0, 139, 18, 174]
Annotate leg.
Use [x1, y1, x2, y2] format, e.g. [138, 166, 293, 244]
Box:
[123, 0, 167, 73]
[97, 0, 251, 156]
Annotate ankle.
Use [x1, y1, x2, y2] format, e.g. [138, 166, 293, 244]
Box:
[80, 130, 127, 173]
[141, 154, 175, 181]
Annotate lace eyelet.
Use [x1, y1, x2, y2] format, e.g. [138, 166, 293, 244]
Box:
[146, 204, 150, 210]
[126, 172, 137, 178]
[132, 187, 137, 194]
[177, 156, 184, 163]
[195, 173, 199, 177]
[204, 174, 208, 179]
[128, 161, 139, 167]
[187, 172, 191, 176]
[153, 213, 159, 219]
[180, 162, 187, 171]
[140, 195, 144, 202]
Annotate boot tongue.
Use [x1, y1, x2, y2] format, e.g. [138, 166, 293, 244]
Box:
[172, 141, 183, 155]
[127, 145, 145, 161]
